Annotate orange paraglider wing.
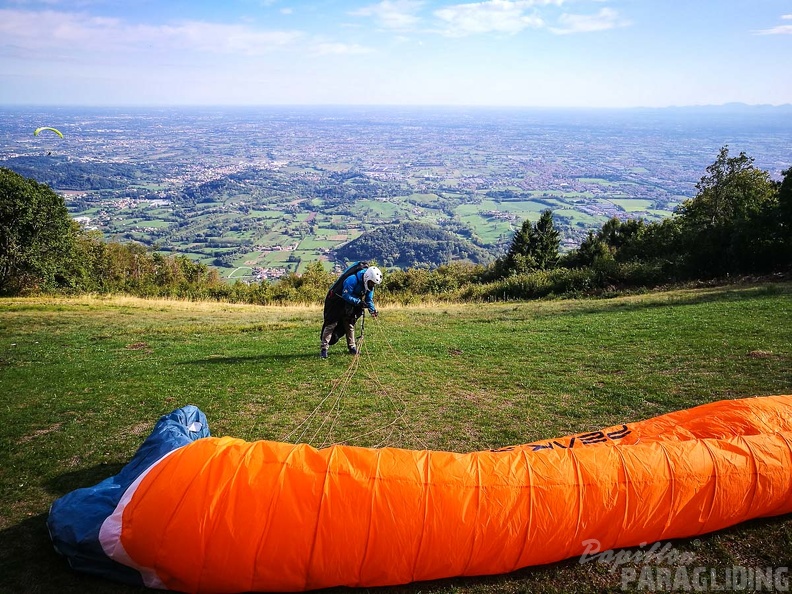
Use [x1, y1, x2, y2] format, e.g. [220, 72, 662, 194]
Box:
[49, 395, 792, 592]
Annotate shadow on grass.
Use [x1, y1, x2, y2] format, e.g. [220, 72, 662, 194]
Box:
[1, 511, 789, 594]
[0, 514, 145, 594]
[45, 463, 126, 496]
[180, 352, 324, 365]
[0, 509, 568, 594]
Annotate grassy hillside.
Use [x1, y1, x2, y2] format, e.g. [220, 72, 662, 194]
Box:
[335, 221, 491, 268]
[1, 283, 791, 593]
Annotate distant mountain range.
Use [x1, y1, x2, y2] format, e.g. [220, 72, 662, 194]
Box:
[641, 102, 792, 113]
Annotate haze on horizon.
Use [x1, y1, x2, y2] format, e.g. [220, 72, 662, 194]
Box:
[1, 0, 790, 109]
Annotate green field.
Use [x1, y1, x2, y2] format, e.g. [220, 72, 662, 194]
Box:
[1, 283, 791, 593]
[356, 199, 408, 218]
[609, 198, 656, 212]
[135, 219, 173, 229]
[406, 192, 442, 203]
[227, 266, 254, 279]
[455, 212, 512, 244]
[576, 177, 620, 187]
[299, 236, 341, 250]
[64, 182, 686, 281]
[249, 209, 284, 218]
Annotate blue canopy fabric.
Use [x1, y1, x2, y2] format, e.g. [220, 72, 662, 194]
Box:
[47, 405, 209, 585]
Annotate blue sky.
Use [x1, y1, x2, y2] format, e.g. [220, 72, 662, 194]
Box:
[1, 0, 790, 107]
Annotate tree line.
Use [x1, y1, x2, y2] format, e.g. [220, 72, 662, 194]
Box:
[1, 146, 790, 303]
[335, 221, 490, 268]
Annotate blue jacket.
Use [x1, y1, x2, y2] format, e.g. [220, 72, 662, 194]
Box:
[340, 270, 377, 313]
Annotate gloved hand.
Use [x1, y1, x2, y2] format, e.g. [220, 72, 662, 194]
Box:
[369, 309, 378, 318]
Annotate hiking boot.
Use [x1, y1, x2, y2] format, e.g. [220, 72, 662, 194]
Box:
[320, 348, 328, 359]
[348, 347, 357, 355]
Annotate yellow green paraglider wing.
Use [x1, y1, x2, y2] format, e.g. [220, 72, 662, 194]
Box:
[33, 127, 64, 138]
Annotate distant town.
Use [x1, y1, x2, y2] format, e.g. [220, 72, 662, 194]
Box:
[2, 105, 791, 280]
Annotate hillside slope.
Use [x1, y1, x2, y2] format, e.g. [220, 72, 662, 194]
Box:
[334, 221, 491, 268]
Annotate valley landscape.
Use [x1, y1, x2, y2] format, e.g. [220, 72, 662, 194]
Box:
[3, 0, 792, 591]
[3, 105, 790, 280]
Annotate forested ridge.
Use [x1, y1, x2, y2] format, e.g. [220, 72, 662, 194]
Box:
[3, 155, 151, 191]
[1, 147, 790, 303]
[335, 221, 490, 268]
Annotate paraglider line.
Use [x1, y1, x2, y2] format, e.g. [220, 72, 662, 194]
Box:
[330, 319, 429, 450]
[282, 335, 362, 444]
[282, 313, 427, 450]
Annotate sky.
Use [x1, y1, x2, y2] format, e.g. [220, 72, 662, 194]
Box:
[0, 0, 790, 107]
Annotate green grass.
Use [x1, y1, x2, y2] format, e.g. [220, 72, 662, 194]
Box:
[253, 250, 296, 268]
[137, 219, 170, 229]
[1, 283, 792, 593]
[456, 213, 512, 244]
[299, 236, 340, 250]
[249, 209, 284, 218]
[456, 200, 501, 214]
[488, 202, 549, 217]
[575, 178, 621, 187]
[609, 198, 655, 212]
[407, 192, 442, 203]
[355, 199, 406, 217]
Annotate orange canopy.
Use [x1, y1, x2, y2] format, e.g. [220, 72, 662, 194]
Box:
[98, 395, 792, 593]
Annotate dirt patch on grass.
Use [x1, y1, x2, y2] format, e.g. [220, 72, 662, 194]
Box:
[19, 422, 62, 444]
[128, 422, 151, 436]
[126, 341, 151, 351]
[459, 390, 491, 405]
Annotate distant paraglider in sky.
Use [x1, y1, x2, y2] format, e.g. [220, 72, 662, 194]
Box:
[33, 127, 64, 138]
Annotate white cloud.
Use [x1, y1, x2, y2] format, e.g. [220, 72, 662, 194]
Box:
[550, 7, 628, 34]
[0, 9, 305, 56]
[350, 0, 424, 31]
[161, 22, 304, 54]
[433, 0, 556, 37]
[755, 14, 792, 35]
[312, 42, 373, 55]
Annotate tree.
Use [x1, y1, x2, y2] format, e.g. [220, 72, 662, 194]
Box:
[563, 230, 610, 268]
[778, 167, 792, 266]
[675, 147, 777, 275]
[532, 209, 561, 270]
[779, 167, 792, 225]
[0, 168, 77, 294]
[597, 218, 647, 259]
[499, 209, 560, 275]
[680, 147, 775, 228]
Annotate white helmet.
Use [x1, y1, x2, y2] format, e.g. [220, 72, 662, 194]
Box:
[363, 266, 383, 290]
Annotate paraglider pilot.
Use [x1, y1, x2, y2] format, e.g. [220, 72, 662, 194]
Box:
[321, 263, 382, 358]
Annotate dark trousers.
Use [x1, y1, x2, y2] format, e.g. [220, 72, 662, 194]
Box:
[320, 293, 362, 350]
